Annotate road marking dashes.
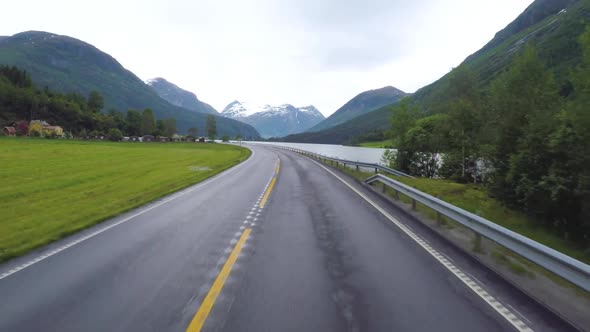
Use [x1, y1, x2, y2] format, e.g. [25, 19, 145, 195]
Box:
[308, 158, 533, 332]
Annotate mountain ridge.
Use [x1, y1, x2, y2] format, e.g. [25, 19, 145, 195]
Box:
[308, 86, 407, 132]
[221, 101, 324, 138]
[285, 0, 588, 144]
[145, 77, 218, 115]
[0, 30, 260, 137]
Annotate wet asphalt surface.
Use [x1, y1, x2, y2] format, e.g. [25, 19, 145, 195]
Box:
[0, 145, 578, 331]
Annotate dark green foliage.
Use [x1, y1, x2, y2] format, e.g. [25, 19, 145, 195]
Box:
[125, 110, 141, 136]
[0, 66, 176, 139]
[390, 39, 590, 241]
[0, 67, 116, 135]
[0, 65, 32, 88]
[108, 128, 123, 141]
[140, 109, 156, 135]
[164, 118, 177, 137]
[221, 135, 230, 142]
[188, 127, 198, 137]
[390, 100, 448, 178]
[206, 115, 217, 140]
[87, 90, 104, 113]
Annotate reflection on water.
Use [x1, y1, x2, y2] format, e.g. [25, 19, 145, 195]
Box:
[246, 141, 393, 165]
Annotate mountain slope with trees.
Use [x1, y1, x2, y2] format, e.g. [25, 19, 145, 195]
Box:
[0, 31, 259, 138]
[288, 0, 587, 144]
[307, 86, 406, 132]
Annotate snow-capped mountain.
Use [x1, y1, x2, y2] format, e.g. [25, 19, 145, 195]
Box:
[221, 101, 325, 138]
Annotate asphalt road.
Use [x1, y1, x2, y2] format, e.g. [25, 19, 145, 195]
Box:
[0, 145, 577, 332]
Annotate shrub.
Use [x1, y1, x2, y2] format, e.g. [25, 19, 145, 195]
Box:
[108, 128, 123, 141]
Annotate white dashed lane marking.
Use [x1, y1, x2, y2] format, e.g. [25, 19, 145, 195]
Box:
[308, 158, 533, 332]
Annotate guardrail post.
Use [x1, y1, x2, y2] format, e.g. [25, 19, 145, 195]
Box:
[473, 233, 483, 253]
[374, 168, 378, 174]
[356, 165, 359, 171]
[436, 212, 442, 226]
[381, 183, 386, 193]
[344, 163, 347, 169]
[412, 199, 416, 210]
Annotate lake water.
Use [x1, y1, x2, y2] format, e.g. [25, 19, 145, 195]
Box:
[245, 141, 391, 165]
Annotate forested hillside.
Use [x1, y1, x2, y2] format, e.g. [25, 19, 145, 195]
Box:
[289, 0, 589, 144]
[387, 30, 590, 242]
[1, 66, 195, 139]
[0, 31, 260, 138]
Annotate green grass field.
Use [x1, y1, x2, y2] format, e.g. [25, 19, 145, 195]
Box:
[358, 140, 394, 148]
[0, 138, 250, 262]
[338, 166, 590, 265]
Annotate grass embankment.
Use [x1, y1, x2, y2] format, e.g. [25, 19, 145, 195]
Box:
[358, 140, 393, 148]
[338, 166, 590, 265]
[0, 138, 250, 262]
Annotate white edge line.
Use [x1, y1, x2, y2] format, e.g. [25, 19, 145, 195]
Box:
[0, 148, 257, 281]
[307, 157, 533, 332]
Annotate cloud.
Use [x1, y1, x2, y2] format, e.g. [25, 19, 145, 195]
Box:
[0, 0, 534, 115]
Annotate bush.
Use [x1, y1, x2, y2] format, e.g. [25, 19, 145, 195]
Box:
[222, 135, 230, 142]
[108, 128, 123, 141]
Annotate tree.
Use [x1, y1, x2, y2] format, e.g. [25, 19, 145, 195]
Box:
[403, 114, 449, 178]
[107, 109, 126, 132]
[206, 115, 217, 140]
[126, 109, 142, 136]
[87, 91, 104, 113]
[486, 46, 560, 210]
[141, 108, 156, 135]
[389, 98, 417, 173]
[222, 135, 230, 142]
[164, 118, 177, 137]
[440, 66, 483, 182]
[156, 119, 165, 136]
[108, 128, 123, 141]
[188, 127, 198, 137]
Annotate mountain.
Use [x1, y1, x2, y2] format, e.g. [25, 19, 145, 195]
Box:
[285, 0, 588, 144]
[145, 77, 217, 115]
[0, 31, 260, 138]
[308, 86, 406, 132]
[221, 101, 325, 138]
[282, 105, 393, 144]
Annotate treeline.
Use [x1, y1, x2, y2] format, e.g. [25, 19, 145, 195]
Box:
[0, 66, 181, 138]
[388, 29, 590, 241]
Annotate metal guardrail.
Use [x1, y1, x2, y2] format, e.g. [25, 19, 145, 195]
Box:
[266, 145, 413, 178]
[365, 174, 590, 293]
[254, 142, 590, 292]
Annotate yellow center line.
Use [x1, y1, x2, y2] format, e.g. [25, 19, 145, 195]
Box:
[259, 177, 276, 208]
[259, 159, 280, 208]
[186, 228, 251, 332]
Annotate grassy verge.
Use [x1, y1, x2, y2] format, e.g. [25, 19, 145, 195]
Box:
[0, 138, 250, 262]
[357, 140, 394, 148]
[331, 163, 590, 265]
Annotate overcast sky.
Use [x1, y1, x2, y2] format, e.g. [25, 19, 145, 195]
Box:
[2, 0, 533, 116]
